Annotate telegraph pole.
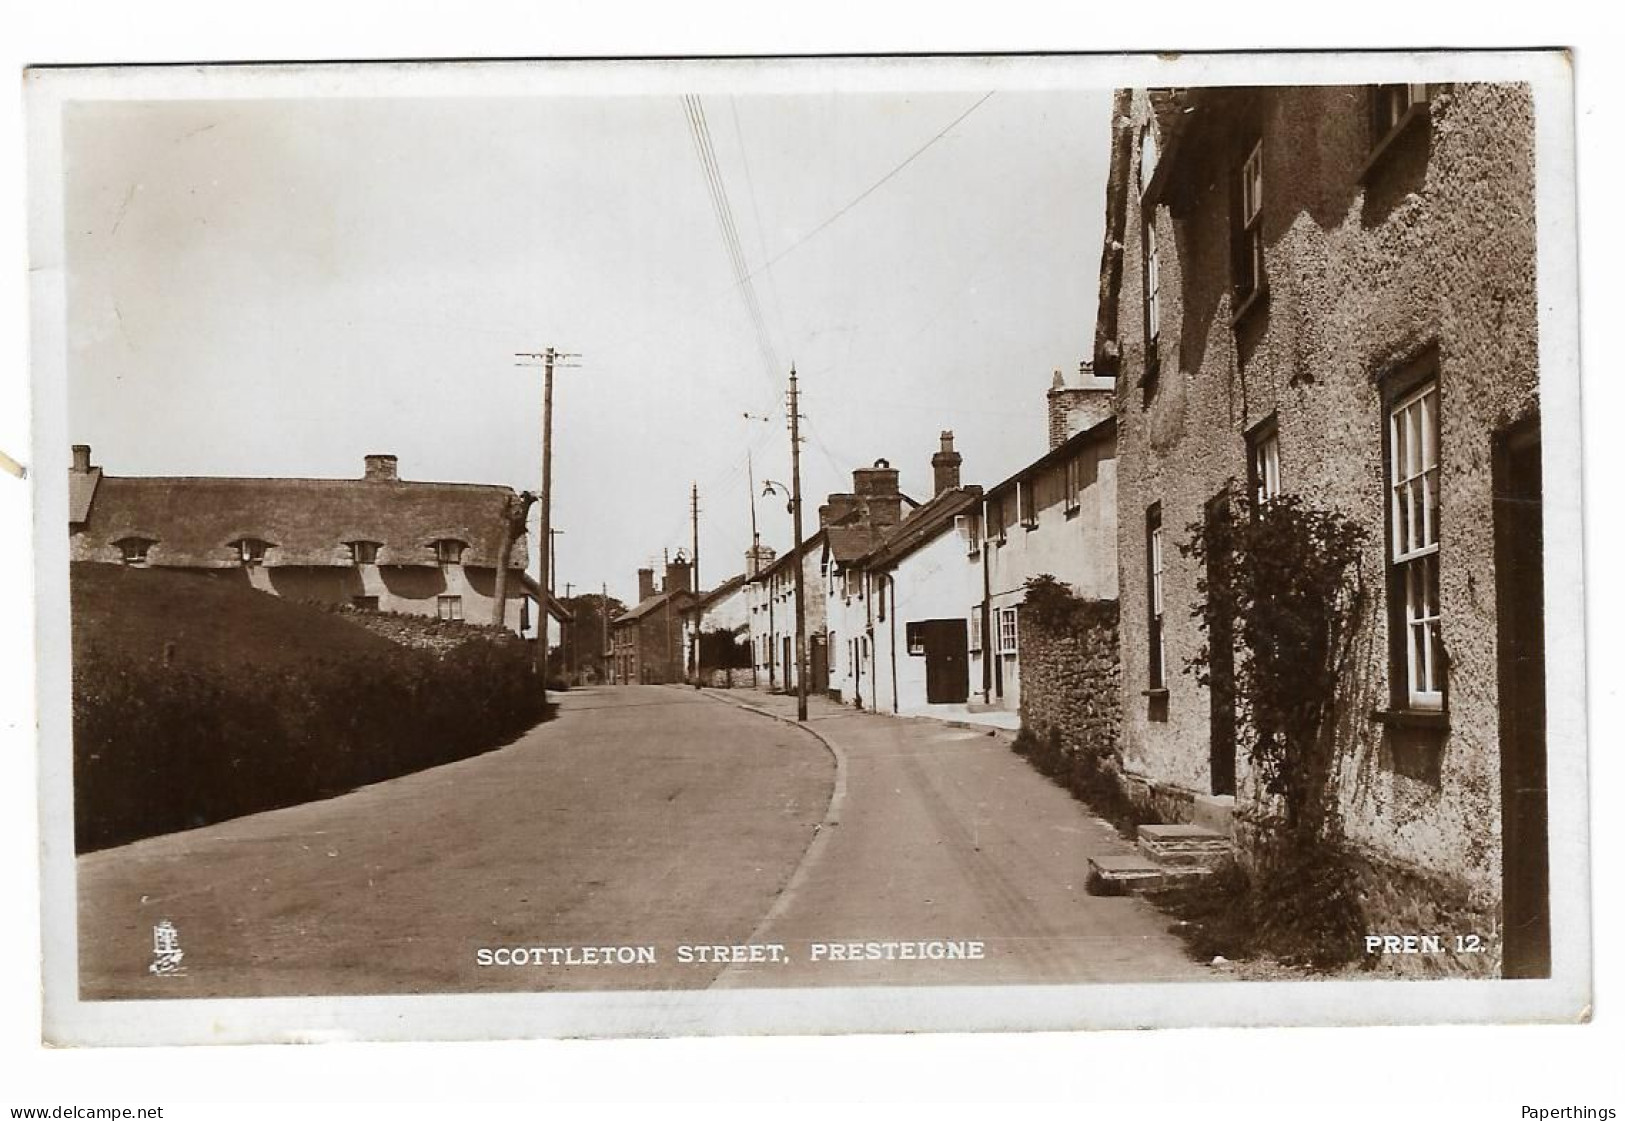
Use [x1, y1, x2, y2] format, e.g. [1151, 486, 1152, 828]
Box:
[515, 346, 581, 705]
[601, 580, 611, 685]
[788, 365, 808, 723]
[690, 482, 701, 593]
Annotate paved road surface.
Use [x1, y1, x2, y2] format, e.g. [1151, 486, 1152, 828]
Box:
[77, 684, 1209, 998]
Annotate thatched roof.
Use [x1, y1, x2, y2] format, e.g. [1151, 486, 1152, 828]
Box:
[69, 471, 529, 571]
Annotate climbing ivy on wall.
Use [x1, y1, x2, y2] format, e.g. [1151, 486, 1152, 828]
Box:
[1182, 492, 1371, 966]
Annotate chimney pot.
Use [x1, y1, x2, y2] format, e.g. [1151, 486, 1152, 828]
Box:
[931, 429, 963, 495]
[364, 454, 399, 482]
[71, 444, 92, 473]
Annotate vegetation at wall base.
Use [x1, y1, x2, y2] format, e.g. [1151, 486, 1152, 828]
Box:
[1178, 494, 1371, 969]
[1010, 725, 1156, 841]
[71, 564, 552, 853]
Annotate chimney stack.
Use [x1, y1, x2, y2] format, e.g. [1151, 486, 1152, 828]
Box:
[637, 567, 656, 602]
[71, 444, 93, 473]
[364, 454, 399, 482]
[1046, 363, 1117, 449]
[931, 431, 962, 495]
[851, 458, 903, 528]
[745, 544, 777, 578]
[665, 552, 693, 596]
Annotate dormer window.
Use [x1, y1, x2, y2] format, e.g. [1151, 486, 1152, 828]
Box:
[348, 540, 382, 565]
[232, 538, 270, 566]
[433, 538, 466, 566]
[114, 536, 155, 566]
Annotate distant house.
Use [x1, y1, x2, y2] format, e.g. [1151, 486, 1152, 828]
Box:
[609, 555, 695, 684]
[834, 432, 983, 716]
[747, 458, 911, 697]
[67, 446, 571, 636]
[681, 571, 752, 684]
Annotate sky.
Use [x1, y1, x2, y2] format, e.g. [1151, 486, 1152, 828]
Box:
[64, 83, 1112, 606]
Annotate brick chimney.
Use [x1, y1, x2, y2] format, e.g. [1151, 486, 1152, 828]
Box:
[637, 567, 656, 602]
[931, 431, 962, 495]
[851, 458, 903, 528]
[665, 553, 693, 595]
[71, 444, 93, 473]
[364, 454, 399, 482]
[819, 493, 860, 528]
[745, 544, 777, 578]
[1046, 363, 1117, 449]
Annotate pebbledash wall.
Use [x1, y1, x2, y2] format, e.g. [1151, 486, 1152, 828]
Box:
[1105, 83, 1540, 910]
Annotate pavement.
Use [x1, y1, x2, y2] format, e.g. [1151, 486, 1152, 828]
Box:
[76, 683, 1210, 999]
[701, 687, 1213, 987]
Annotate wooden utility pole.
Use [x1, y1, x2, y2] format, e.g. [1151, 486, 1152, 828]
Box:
[788, 365, 808, 723]
[690, 482, 701, 593]
[601, 580, 611, 685]
[515, 346, 581, 704]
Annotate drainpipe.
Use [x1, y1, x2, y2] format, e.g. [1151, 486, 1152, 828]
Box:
[888, 572, 900, 714]
[981, 530, 994, 704]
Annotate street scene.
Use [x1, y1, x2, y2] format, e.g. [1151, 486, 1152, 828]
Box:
[58, 65, 1556, 1004]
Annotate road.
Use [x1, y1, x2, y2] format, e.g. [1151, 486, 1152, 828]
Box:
[77, 684, 1207, 998]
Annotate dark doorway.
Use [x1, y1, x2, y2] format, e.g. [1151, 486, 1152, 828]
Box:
[782, 636, 792, 690]
[918, 619, 970, 704]
[810, 635, 828, 694]
[1205, 490, 1238, 796]
[1495, 416, 1548, 979]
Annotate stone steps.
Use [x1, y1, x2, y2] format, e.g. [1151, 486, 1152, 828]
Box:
[1087, 823, 1233, 896]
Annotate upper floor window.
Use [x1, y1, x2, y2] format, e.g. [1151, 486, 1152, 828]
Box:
[1064, 456, 1084, 515]
[988, 496, 1008, 545]
[233, 538, 270, 566]
[114, 536, 155, 566]
[1373, 84, 1429, 146]
[956, 512, 982, 556]
[1388, 380, 1443, 711]
[433, 538, 465, 566]
[1139, 124, 1159, 191]
[1247, 420, 1282, 508]
[1232, 140, 1265, 308]
[1144, 217, 1161, 350]
[1019, 481, 1038, 530]
[348, 540, 381, 565]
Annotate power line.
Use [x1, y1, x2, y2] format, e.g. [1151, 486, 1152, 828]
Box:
[728, 91, 997, 294]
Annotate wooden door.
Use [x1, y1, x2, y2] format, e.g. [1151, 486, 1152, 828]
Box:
[923, 619, 970, 704]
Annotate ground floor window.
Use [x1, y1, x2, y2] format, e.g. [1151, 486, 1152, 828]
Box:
[996, 606, 1019, 655]
[437, 594, 463, 622]
[1388, 377, 1444, 710]
[1147, 503, 1165, 689]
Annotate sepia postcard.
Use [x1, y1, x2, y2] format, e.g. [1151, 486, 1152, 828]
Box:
[27, 50, 1588, 1045]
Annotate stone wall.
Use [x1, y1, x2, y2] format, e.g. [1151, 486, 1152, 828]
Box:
[1016, 597, 1121, 765]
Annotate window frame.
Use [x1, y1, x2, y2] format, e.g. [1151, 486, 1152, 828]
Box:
[432, 538, 466, 567]
[996, 606, 1019, 655]
[234, 537, 270, 567]
[1064, 456, 1083, 515]
[988, 496, 1008, 546]
[1146, 503, 1166, 691]
[1231, 139, 1266, 318]
[906, 622, 926, 657]
[1383, 371, 1446, 714]
[348, 539, 381, 566]
[969, 605, 984, 654]
[115, 536, 154, 566]
[1019, 480, 1038, 530]
[436, 594, 464, 623]
[1142, 212, 1161, 383]
[1246, 416, 1282, 510]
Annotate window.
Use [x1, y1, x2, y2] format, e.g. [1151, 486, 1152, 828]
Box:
[436, 594, 463, 622]
[348, 540, 381, 565]
[1138, 124, 1158, 191]
[1143, 216, 1161, 378]
[988, 496, 1008, 545]
[969, 605, 984, 654]
[1388, 380, 1443, 710]
[1019, 481, 1037, 529]
[351, 595, 380, 612]
[1372, 84, 1429, 146]
[1232, 140, 1264, 307]
[1147, 504, 1165, 690]
[956, 513, 981, 556]
[233, 538, 270, 566]
[433, 538, 465, 566]
[906, 622, 926, 656]
[1247, 420, 1282, 508]
[1064, 456, 1083, 514]
[114, 536, 154, 566]
[997, 606, 1019, 655]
